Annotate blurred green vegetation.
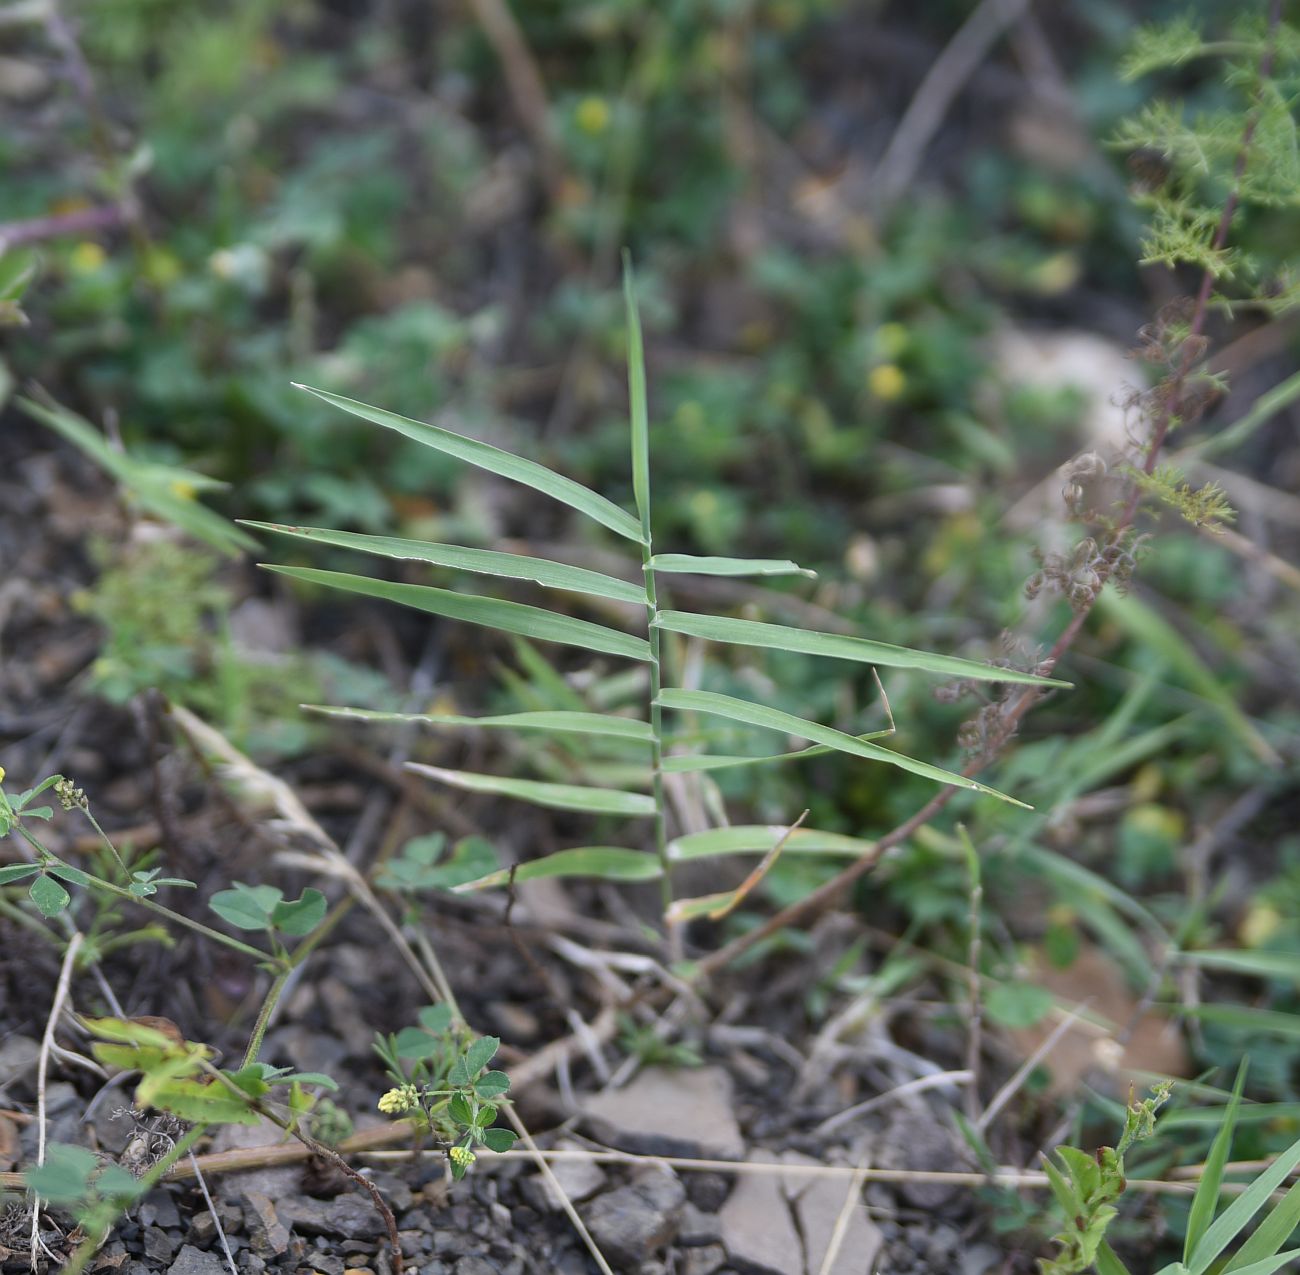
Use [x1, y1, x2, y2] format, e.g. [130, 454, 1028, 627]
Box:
[3, 1, 1299, 1263]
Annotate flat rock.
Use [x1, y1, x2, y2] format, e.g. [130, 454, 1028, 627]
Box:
[875, 1109, 973, 1211]
[521, 1140, 607, 1211]
[581, 1167, 685, 1266]
[0, 1035, 39, 1098]
[582, 1067, 745, 1161]
[781, 1153, 883, 1275]
[678, 1201, 720, 1246]
[209, 1118, 299, 1201]
[169, 1246, 229, 1275]
[453, 1260, 497, 1275]
[143, 1226, 178, 1263]
[681, 1244, 727, 1275]
[241, 1190, 290, 1257]
[278, 1194, 386, 1241]
[718, 1165, 801, 1275]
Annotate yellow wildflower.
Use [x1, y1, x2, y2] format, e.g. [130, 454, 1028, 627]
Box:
[70, 242, 107, 274]
[449, 1145, 476, 1169]
[868, 364, 906, 402]
[377, 1085, 417, 1115]
[575, 95, 610, 136]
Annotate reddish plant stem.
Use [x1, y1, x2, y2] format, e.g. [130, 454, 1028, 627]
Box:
[0, 203, 131, 251]
[698, 4, 1284, 982]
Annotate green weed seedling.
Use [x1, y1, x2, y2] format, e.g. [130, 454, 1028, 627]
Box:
[251, 255, 1065, 921]
[1038, 1066, 1300, 1275]
[1039, 1082, 1172, 1274]
[373, 1005, 517, 1179]
[0, 769, 411, 1275]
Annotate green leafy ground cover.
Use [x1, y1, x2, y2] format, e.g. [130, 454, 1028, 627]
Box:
[2, 2, 1299, 1271]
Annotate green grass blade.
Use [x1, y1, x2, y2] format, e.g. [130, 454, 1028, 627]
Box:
[295, 384, 645, 544]
[1180, 950, 1300, 984]
[653, 611, 1071, 688]
[1186, 1062, 1247, 1266]
[262, 564, 651, 662]
[1095, 590, 1278, 765]
[451, 846, 662, 892]
[1019, 844, 1167, 936]
[1177, 1005, 1300, 1038]
[303, 705, 653, 742]
[1189, 1133, 1300, 1275]
[662, 731, 892, 773]
[407, 764, 655, 817]
[22, 396, 256, 557]
[1219, 1250, 1300, 1275]
[244, 522, 646, 605]
[622, 255, 651, 535]
[649, 554, 816, 579]
[669, 825, 876, 861]
[658, 688, 1029, 807]
[1192, 367, 1300, 460]
[1224, 1179, 1300, 1272]
[1162, 1104, 1300, 1132]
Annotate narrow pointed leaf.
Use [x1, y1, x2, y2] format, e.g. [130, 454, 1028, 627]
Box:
[451, 846, 662, 891]
[1224, 1179, 1300, 1272]
[295, 384, 645, 543]
[21, 396, 255, 557]
[1219, 1251, 1300, 1275]
[262, 565, 650, 662]
[244, 522, 646, 605]
[663, 730, 892, 772]
[669, 825, 876, 861]
[1180, 950, 1300, 983]
[1178, 1004, 1300, 1037]
[1189, 1133, 1300, 1275]
[407, 764, 655, 816]
[1186, 1063, 1246, 1265]
[650, 554, 816, 578]
[623, 256, 651, 534]
[1096, 590, 1277, 764]
[1097, 1242, 1135, 1275]
[303, 704, 653, 742]
[653, 611, 1070, 687]
[658, 688, 1029, 807]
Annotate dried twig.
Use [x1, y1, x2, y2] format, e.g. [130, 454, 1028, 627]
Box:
[461, 0, 565, 200]
[31, 933, 82, 1268]
[873, 0, 1032, 208]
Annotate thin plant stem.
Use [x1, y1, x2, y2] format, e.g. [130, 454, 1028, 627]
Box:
[643, 552, 671, 913]
[201, 1062, 406, 1275]
[960, 825, 984, 1124]
[14, 823, 272, 964]
[79, 807, 131, 880]
[188, 1152, 239, 1275]
[31, 932, 83, 1268]
[240, 966, 291, 1070]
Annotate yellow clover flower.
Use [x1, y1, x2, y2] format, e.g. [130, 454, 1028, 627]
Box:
[449, 1145, 476, 1169]
[377, 1085, 417, 1114]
